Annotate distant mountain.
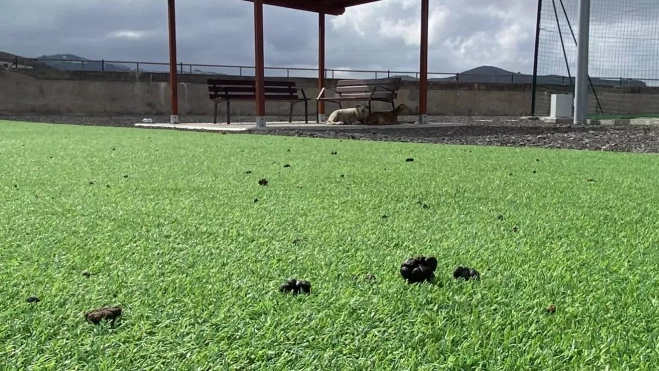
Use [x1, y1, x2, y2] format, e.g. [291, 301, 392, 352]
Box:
[0, 51, 55, 70]
[38, 54, 132, 72]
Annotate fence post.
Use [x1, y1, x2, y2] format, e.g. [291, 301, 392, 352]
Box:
[14, 56, 18, 69]
[456, 73, 459, 82]
[387, 70, 390, 78]
[287, 69, 290, 78]
[375, 72, 378, 79]
[511, 74, 514, 83]
[239, 67, 242, 76]
[136, 62, 140, 73]
[179, 62, 183, 74]
[102, 60, 105, 72]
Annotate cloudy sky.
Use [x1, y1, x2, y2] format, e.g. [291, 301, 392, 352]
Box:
[0, 0, 656, 79]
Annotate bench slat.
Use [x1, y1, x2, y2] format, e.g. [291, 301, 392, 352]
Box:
[210, 94, 305, 101]
[336, 77, 401, 87]
[208, 86, 297, 94]
[207, 79, 296, 88]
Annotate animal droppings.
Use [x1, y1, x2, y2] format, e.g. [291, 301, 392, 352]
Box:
[533, 170, 537, 174]
[26, 296, 40, 303]
[123, 175, 129, 178]
[512, 226, 518, 232]
[89, 181, 95, 185]
[587, 178, 596, 182]
[258, 178, 268, 186]
[85, 306, 123, 328]
[245, 171, 253, 174]
[340, 174, 344, 178]
[331, 151, 337, 155]
[292, 238, 300, 245]
[254, 198, 258, 203]
[283, 164, 291, 168]
[82, 270, 91, 278]
[106, 184, 111, 188]
[546, 304, 556, 314]
[279, 279, 312, 295]
[400, 256, 438, 284]
[405, 158, 414, 162]
[382, 215, 388, 219]
[497, 214, 505, 220]
[453, 266, 480, 281]
[536, 158, 540, 162]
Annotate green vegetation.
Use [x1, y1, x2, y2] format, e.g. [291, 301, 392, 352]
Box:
[2, 120, 659, 370]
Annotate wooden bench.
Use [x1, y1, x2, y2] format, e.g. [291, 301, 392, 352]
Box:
[207, 79, 309, 124]
[315, 77, 402, 121]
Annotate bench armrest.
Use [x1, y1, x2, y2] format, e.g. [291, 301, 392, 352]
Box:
[316, 87, 340, 100]
[297, 87, 308, 100]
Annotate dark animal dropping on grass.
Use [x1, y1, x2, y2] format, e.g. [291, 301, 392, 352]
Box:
[400, 256, 438, 284]
[254, 198, 258, 203]
[453, 266, 480, 281]
[89, 181, 95, 185]
[331, 151, 337, 155]
[106, 184, 110, 188]
[382, 215, 388, 219]
[26, 296, 40, 303]
[279, 279, 311, 295]
[284, 164, 291, 168]
[123, 175, 129, 178]
[245, 171, 252, 174]
[258, 178, 268, 186]
[533, 170, 537, 174]
[82, 270, 91, 278]
[546, 304, 556, 314]
[587, 178, 596, 182]
[292, 238, 300, 245]
[405, 158, 414, 162]
[85, 306, 123, 328]
[497, 214, 504, 220]
[340, 174, 344, 178]
[512, 226, 518, 232]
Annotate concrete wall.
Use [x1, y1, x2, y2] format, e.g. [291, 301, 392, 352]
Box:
[1, 68, 657, 117]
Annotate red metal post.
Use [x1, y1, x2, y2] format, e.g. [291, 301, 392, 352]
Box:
[419, 0, 429, 124]
[167, 0, 179, 124]
[318, 12, 326, 122]
[254, 0, 266, 126]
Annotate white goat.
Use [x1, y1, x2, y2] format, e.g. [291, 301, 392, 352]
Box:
[326, 104, 369, 125]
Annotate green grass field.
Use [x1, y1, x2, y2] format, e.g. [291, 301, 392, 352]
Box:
[3, 120, 659, 370]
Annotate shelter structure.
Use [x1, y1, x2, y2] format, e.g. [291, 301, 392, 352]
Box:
[166, 0, 430, 126]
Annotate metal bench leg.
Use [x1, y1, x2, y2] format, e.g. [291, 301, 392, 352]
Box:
[316, 101, 320, 123]
[391, 101, 396, 110]
[289, 102, 294, 123]
[226, 100, 231, 125]
[213, 101, 219, 124]
[304, 100, 308, 123]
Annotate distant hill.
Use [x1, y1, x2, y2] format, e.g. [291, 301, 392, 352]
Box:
[393, 65, 647, 87]
[38, 54, 132, 72]
[0, 51, 55, 70]
[0, 51, 646, 86]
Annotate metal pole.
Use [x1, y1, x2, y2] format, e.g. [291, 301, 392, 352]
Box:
[318, 12, 326, 123]
[574, 0, 590, 124]
[167, 0, 179, 124]
[531, 0, 543, 116]
[419, 0, 429, 124]
[254, 0, 266, 127]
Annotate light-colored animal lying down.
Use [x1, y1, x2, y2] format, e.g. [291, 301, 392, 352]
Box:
[326, 104, 369, 125]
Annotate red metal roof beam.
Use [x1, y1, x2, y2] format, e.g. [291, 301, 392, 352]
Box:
[241, 0, 346, 15]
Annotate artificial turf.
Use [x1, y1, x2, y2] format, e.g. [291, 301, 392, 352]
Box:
[2, 120, 659, 370]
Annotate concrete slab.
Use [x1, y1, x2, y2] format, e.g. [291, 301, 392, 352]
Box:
[134, 120, 469, 133]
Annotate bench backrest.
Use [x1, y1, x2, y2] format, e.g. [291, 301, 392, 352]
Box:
[335, 77, 401, 94]
[208, 79, 299, 100]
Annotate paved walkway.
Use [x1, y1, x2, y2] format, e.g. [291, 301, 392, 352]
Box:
[134, 121, 468, 132]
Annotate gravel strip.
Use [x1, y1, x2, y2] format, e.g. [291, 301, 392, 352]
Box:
[2, 113, 659, 154]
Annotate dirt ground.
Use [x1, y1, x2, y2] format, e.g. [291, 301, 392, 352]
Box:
[2, 113, 659, 154]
